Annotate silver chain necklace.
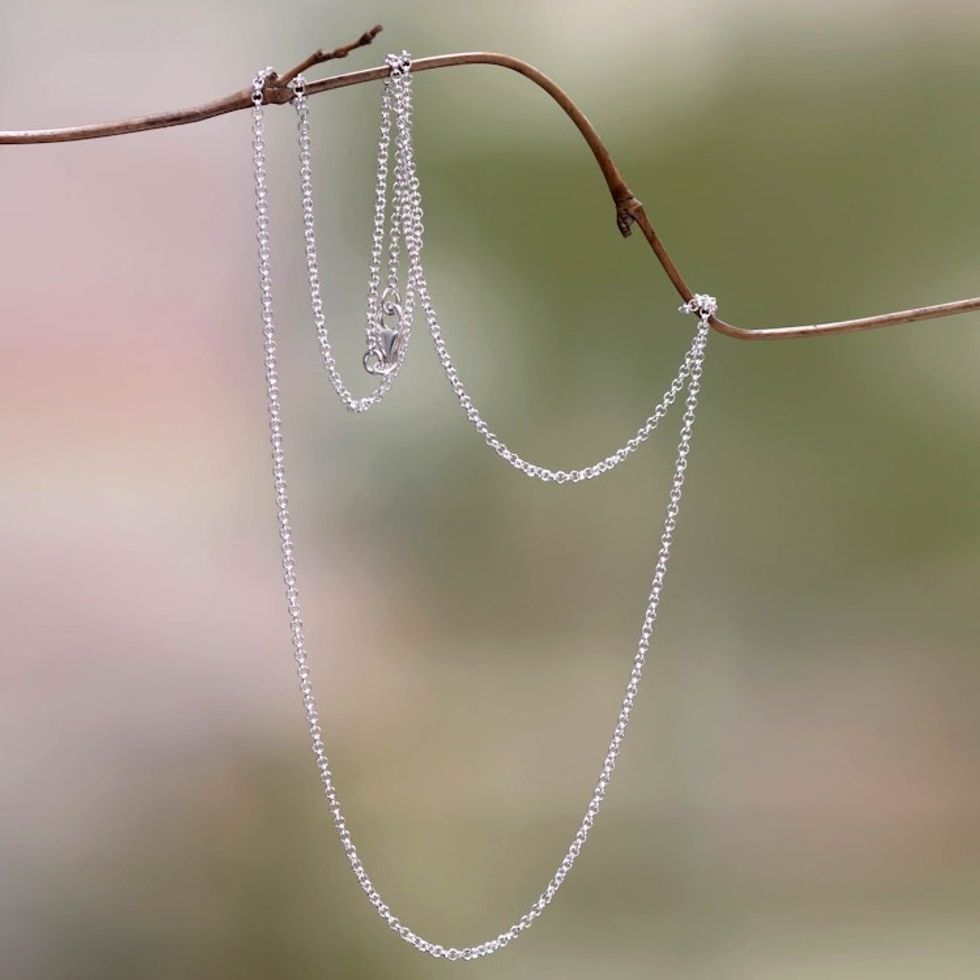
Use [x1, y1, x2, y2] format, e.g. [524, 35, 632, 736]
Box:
[252, 54, 716, 961]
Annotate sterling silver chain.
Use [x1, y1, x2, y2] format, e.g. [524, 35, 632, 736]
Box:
[289, 53, 715, 482]
[252, 55, 716, 960]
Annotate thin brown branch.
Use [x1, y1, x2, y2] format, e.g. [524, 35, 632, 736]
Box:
[1, 33, 977, 342]
[276, 24, 383, 87]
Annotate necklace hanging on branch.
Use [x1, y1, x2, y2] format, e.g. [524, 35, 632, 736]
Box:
[0, 18, 975, 970]
[252, 53, 717, 961]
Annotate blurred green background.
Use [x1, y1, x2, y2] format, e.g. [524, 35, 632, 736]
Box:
[1, 2, 979, 977]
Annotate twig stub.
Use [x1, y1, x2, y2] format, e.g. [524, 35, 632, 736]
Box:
[277, 23, 384, 87]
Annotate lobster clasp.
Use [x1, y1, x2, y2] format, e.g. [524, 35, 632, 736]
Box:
[363, 290, 404, 377]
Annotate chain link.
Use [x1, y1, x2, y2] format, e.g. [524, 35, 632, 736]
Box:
[253, 62, 715, 960]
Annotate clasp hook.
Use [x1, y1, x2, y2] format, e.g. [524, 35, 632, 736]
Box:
[363, 288, 403, 376]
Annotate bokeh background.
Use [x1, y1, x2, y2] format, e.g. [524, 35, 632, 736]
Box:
[2, 2, 979, 977]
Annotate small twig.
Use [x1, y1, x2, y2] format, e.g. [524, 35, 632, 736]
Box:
[0, 28, 977, 341]
[277, 24, 383, 88]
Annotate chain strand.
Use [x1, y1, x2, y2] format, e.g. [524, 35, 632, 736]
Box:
[291, 62, 411, 411]
[253, 63, 715, 960]
[291, 52, 702, 479]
